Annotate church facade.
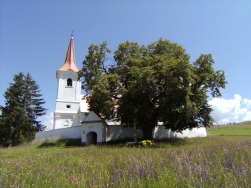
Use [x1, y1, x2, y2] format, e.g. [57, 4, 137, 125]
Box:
[35, 36, 207, 145]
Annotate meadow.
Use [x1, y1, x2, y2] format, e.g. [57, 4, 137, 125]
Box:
[0, 122, 250, 188]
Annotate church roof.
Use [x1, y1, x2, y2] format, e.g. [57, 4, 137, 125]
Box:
[82, 111, 103, 123]
[57, 34, 79, 73]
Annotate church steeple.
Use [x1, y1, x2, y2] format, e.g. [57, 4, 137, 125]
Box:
[54, 34, 81, 129]
[57, 34, 79, 72]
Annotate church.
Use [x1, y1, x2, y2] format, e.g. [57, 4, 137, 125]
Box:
[35, 35, 207, 145]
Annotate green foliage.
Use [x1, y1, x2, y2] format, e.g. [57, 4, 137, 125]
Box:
[78, 39, 227, 139]
[0, 72, 47, 146]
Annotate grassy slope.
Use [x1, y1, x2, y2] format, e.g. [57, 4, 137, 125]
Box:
[1, 121, 251, 160]
[0, 122, 250, 187]
[207, 121, 251, 136]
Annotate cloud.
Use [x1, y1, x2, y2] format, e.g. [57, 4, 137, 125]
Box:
[243, 98, 251, 108]
[208, 94, 251, 124]
[40, 112, 54, 130]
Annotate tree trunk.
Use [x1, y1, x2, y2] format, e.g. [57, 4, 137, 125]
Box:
[142, 124, 154, 140]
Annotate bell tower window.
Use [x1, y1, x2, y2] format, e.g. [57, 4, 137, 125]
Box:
[67, 78, 72, 86]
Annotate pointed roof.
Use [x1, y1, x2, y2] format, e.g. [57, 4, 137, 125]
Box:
[82, 111, 103, 123]
[57, 34, 79, 72]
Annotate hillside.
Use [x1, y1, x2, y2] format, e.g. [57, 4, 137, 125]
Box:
[207, 121, 251, 136]
[0, 122, 251, 187]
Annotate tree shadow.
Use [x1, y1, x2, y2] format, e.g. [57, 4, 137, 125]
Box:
[37, 138, 190, 148]
[37, 139, 82, 148]
[154, 138, 190, 147]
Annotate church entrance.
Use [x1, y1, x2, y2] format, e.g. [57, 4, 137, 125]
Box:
[86, 132, 97, 145]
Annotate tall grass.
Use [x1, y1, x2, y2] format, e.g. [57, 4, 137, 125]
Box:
[207, 121, 251, 136]
[1, 121, 251, 187]
[0, 136, 250, 187]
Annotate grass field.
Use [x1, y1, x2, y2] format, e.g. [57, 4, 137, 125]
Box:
[0, 122, 251, 187]
[207, 121, 251, 136]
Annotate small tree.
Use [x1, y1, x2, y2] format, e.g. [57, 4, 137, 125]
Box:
[78, 39, 227, 140]
[0, 72, 47, 146]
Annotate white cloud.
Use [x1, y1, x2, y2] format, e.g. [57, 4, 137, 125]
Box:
[39, 112, 54, 130]
[208, 94, 251, 124]
[243, 98, 251, 108]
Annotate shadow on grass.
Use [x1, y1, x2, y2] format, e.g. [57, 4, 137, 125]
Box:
[37, 138, 190, 148]
[38, 139, 82, 148]
[105, 138, 190, 148]
[104, 139, 135, 147]
[154, 138, 191, 147]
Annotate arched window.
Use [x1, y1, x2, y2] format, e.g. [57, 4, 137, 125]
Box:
[64, 120, 69, 126]
[67, 78, 72, 86]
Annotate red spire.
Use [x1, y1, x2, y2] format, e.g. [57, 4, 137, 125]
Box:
[58, 34, 79, 72]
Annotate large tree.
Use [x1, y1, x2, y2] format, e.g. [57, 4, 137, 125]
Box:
[78, 39, 227, 140]
[0, 73, 47, 146]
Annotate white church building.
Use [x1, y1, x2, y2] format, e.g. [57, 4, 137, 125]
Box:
[35, 36, 207, 145]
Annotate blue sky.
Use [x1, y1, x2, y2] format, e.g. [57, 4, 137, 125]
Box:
[1, 1, 251, 130]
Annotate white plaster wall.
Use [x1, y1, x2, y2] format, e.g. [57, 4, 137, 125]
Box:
[54, 70, 81, 130]
[60, 114, 75, 127]
[54, 100, 80, 128]
[82, 122, 104, 143]
[106, 126, 143, 141]
[55, 101, 80, 112]
[56, 73, 64, 99]
[54, 101, 80, 129]
[63, 87, 75, 100]
[75, 80, 81, 101]
[35, 126, 82, 141]
[36, 124, 207, 143]
[153, 126, 207, 139]
[53, 113, 80, 129]
[80, 98, 88, 113]
[107, 126, 207, 141]
[53, 113, 61, 129]
[56, 71, 81, 101]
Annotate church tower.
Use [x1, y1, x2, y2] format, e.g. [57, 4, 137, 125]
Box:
[53, 34, 81, 129]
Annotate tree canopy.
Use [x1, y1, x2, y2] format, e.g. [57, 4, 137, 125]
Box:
[78, 39, 227, 140]
[0, 72, 47, 146]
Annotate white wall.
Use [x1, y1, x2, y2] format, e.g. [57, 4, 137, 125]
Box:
[106, 126, 143, 141]
[107, 125, 207, 141]
[56, 71, 81, 101]
[53, 113, 80, 129]
[54, 70, 81, 129]
[153, 126, 207, 139]
[105, 120, 207, 141]
[35, 125, 207, 142]
[81, 122, 106, 143]
[35, 126, 82, 141]
[55, 101, 80, 112]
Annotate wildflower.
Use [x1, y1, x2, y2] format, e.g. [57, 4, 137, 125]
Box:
[141, 140, 154, 147]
